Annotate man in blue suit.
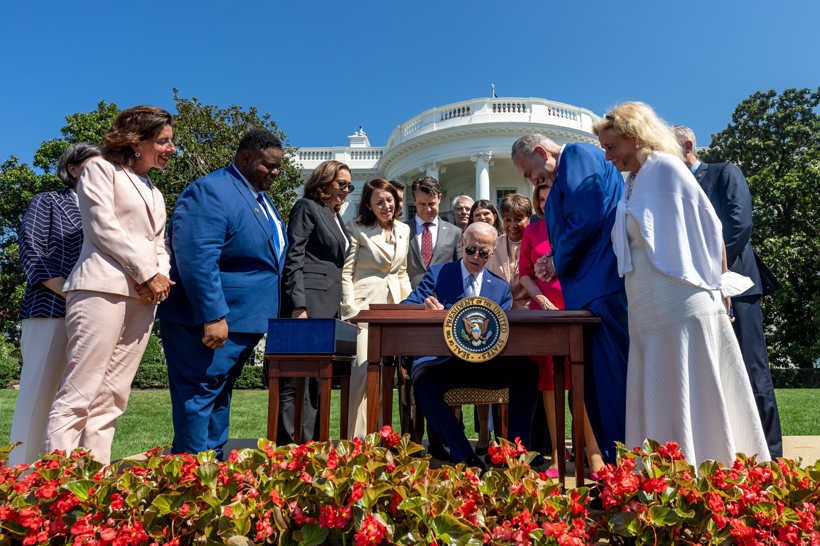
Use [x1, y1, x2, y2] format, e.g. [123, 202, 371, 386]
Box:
[512, 134, 629, 465]
[403, 222, 539, 469]
[158, 130, 288, 458]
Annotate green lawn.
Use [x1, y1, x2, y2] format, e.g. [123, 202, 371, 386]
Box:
[1, 389, 819, 461]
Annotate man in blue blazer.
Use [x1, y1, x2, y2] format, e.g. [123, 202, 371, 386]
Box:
[512, 134, 629, 465]
[158, 130, 288, 458]
[402, 222, 539, 469]
[676, 126, 783, 459]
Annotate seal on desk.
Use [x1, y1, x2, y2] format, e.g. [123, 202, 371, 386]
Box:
[443, 296, 509, 362]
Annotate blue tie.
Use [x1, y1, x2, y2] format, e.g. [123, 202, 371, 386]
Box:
[465, 274, 477, 297]
[257, 194, 281, 258]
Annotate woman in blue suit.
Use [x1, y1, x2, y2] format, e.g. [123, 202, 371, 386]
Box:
[9, 142, 100, 466]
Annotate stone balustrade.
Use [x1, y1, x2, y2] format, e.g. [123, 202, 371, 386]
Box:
[294, 148, 386, 167]
[389, 97, 598, 151]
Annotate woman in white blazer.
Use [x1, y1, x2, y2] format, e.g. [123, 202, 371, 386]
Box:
[341, 179, 412, 439]
[43, 106, 175, 464]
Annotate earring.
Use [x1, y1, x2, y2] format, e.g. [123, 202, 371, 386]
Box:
[135, 152, 141, 157]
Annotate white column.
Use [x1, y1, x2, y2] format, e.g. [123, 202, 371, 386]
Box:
[418, 161, 446, 182]
[470, 152, 493, 201]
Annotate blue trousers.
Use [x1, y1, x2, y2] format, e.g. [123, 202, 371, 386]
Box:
[582, 290, 630, 464]
[161, 320, 262, 459]
[412, 356, 539, 464]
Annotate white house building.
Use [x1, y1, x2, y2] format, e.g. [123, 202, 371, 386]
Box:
[294, 97, 601, 223]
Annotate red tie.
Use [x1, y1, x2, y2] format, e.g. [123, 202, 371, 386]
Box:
[421, 222, 434, 268]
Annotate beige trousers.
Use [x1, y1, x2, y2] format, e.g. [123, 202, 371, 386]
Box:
[8, 318, 69, 466]
[43, 290, 156, 464]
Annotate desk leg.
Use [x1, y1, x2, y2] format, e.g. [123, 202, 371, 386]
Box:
[318, 361, 332, 442]
[382, 359, 394, 432]
[266, 361, 279, 443]
[366, 364, 381, 435]
[294, 377, 305, 445]
[339, 375, 350, 440]
[554, 357, 566, 487]
[571, 358, 585, 487]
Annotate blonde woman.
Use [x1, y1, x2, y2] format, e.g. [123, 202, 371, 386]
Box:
[593, 101, 769, 466]
[341, 179, 412, 439]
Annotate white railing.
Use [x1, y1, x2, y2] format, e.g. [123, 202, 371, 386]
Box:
[388, 97, 599, 151]
[349, 150, 384, 161]
[297, 150, 333, 161]
[294, 147, 387, 166]
[491, 102, 527, 114]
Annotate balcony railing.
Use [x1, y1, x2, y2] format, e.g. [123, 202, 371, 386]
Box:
[389, 97, 598, 151]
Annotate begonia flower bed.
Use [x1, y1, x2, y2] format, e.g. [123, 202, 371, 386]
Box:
[1, 427, 818, 545]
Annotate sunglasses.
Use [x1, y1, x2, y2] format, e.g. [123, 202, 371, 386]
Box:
[464, 246, 491, 259]
[335, 180, 355, 192]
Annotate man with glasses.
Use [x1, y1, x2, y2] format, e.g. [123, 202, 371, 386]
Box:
[511, 134, 629, 467]
[402, 222, 539, 470]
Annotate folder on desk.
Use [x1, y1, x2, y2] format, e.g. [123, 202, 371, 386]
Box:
[266, 318, 358, 355]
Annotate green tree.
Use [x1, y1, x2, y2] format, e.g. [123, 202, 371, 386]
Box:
[701, 87, 820, 368]
[0, 101, 118, 345]
[152, 89, 302, 221]
[0, 93, 301, 347]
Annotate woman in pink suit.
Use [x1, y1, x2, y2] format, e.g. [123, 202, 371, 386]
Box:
[520, 184, 604, 478]
[43, 106, 176, 464]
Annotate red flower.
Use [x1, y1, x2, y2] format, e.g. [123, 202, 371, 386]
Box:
[641, 477, 666, 494]
[354, 515, 387, 546]
[327, 451, 338, 469]
[380, 426, 401, 448]
[224, 506, 233, 517]
[110, 493, 124, 510]
[228, 449, 239, 463]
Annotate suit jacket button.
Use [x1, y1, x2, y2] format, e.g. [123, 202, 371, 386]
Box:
[254, 208, 260, 213]
[147, 235, 155, 241]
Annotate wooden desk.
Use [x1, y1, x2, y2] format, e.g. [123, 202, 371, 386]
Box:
[350, 306, 600, 487]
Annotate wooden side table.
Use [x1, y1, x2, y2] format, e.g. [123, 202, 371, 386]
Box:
[265, 354, 354, 443]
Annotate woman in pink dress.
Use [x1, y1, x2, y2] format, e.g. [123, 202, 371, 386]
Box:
[520, 184, 604, 478]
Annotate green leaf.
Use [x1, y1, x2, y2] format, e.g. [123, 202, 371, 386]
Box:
[352, 465, 369, 482]
[789, 488, 815, 504]
[398, 496, 429, 520]
[197, 450, 217, 465]
[64, 480, 96, 502]
[609, 511, 640, 537]
[648, 505, 679, 526]
[152, 492, 184, 515]
[196, 462, 220, 489]
[431, 514, 483, 546]
[0, 519, 29, 535]
[297, 523, 329, 546]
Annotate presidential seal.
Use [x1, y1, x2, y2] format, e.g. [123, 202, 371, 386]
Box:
[443, 296, 510, 362]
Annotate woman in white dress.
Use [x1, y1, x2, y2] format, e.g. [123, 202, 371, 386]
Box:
[592, 102, 770, 466]
[341, 179, 412, 439]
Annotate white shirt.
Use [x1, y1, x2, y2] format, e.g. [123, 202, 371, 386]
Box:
[414, 214, 439, 256]
[460, 260, 484, 298]
[335, 215, 350, 252]
[69, 188, 79, 206]
[233, 164, 286, 257]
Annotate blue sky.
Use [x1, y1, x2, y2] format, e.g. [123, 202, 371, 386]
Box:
[1, 0, 818, 165]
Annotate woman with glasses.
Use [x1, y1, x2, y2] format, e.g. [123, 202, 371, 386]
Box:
[341, 179, 411, 439]
[279, 160, 353, 443]
[520, 183, 605, 478]
[43, 107, 175, 464]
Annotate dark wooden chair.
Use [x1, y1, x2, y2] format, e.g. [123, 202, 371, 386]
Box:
[265, 354, 354, 444]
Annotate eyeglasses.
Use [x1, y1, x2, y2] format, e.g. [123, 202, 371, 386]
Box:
[335, 180, 355, 192]
[605, 114, 615, 121]
[464, 246, 491, 259]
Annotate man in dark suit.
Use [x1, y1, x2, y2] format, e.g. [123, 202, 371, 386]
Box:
[158, 130, 288, 459]
[405, 176, 462, 460]
[512, 134, 629, 466]
[406, 176, 462, 287]
[403, 222, 539, 470]
[675, 126, 783, 459]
